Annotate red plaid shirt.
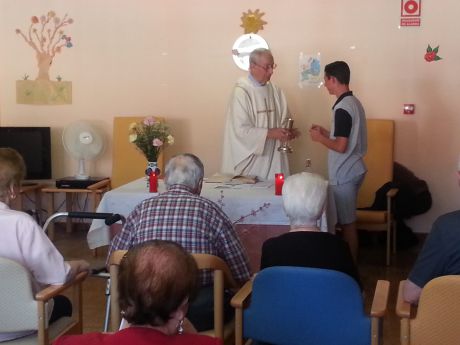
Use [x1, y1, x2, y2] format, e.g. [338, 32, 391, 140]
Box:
[107, 184, 251, 286]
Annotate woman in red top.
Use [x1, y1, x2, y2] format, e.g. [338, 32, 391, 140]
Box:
[54, 240, 222, 345]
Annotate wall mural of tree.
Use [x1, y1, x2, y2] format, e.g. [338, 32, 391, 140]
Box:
[15, 10, 74, 105]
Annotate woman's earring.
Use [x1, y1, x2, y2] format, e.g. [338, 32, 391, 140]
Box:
[177, 319, 184, 335]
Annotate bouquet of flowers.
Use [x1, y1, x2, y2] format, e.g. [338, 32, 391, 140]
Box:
[128, 116, 174, 162]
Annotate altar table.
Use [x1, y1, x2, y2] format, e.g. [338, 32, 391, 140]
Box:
[88, 178, 336, 272]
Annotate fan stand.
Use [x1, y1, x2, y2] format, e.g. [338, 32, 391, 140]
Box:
[76, 158, 89, 180]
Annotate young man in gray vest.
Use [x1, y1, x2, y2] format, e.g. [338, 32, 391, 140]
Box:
[309, 61, 367, 262]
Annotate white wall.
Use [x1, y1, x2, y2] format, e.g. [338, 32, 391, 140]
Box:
[1, 0, 459, 233]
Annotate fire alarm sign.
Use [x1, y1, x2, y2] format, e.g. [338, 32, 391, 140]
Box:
[401, 0, 421, 17]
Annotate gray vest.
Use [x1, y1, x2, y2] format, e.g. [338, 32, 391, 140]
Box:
[328, 94, 367, 185]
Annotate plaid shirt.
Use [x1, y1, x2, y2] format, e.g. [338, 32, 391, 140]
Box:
[108, 184, 251, 286]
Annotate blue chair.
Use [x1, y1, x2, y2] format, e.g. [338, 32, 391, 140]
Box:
[231, 266, 389, 345]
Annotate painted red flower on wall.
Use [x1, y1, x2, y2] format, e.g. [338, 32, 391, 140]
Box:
[424, 45, 442, 62]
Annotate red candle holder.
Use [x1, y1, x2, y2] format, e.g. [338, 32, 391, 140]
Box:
[275, 173, 284, 195]
[149, 172, 158, 193]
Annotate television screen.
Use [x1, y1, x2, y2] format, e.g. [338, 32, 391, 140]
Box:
[0, 127, 52, 180]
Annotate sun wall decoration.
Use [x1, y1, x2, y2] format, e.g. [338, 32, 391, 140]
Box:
[15, 10, 74, 105]
[240, 9, 267, 34]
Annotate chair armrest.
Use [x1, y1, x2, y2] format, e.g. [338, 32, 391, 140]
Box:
[386, 188, 399, 198]
[396, 280, 411, 318]
[231, 279, 253, 309]
[109, 250, 128, 266]
[370, 280, 390, 318]
[35, 271, 88, 302]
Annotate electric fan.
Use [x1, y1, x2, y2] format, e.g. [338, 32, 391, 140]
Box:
[62, 121, 105, 180]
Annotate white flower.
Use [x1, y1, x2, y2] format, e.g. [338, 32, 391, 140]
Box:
[167, 135, 175, 145]
[129, 133, 137, 143]
[128, 122, 137, 131]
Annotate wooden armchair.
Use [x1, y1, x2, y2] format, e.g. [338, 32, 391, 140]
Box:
[0, 257, 87, 345]
[356, 119, 398, 266]
[109, 250, 238, 342]
[191, 254, 239, 341]
[396, 277, 460, 345]
[108, 250, 127, 331]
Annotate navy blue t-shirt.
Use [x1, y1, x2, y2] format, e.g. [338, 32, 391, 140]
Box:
[408, 210, 460, 287]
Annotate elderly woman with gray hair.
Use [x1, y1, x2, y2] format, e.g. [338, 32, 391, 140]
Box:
[0, 148, 90, 342]
[260, 172, 361, 286]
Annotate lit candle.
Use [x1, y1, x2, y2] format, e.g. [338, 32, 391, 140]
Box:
[275, 173, 284, 195]
[149, 172, 158, 193]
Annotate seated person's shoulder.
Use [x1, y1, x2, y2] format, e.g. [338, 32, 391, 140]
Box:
[196, 195, 228, 213]
[5, 209, 42, 231]
[53, 332, 106, 345]
[435, 210, 460, 227]
[180, 333, 223, 345]
[430, 211, 460, 239]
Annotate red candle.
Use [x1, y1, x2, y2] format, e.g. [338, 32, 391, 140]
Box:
[275, 173, 284, 195]
[149, 172, 158, 193]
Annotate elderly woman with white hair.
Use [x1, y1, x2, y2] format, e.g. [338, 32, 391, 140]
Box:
[260, 172, 360, 286]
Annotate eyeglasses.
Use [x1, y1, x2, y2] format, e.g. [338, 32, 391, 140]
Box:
[253, 62, 277, 72]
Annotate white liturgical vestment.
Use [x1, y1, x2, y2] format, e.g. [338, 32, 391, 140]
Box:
[221, 76, 290, 180]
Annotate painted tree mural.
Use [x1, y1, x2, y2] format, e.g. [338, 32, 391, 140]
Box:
[16, 11, 74, 81]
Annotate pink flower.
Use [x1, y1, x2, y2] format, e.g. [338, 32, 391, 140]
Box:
[143, 116, 157, 126]
[31, 16, 39, 24]
[152, 139, 163, 147]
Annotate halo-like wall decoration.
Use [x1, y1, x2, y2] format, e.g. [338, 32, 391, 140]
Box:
[232, 33, 269, 71]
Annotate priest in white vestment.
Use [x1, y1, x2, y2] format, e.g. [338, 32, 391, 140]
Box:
[222, 48, 296, 180]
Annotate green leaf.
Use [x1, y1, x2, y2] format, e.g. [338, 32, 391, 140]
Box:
[433, 46, 439, 53]
[435, 56, 442, 61]
[427, 44, 432, 52]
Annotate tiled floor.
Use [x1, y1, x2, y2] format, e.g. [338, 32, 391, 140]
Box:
[54, 224, 422, 344]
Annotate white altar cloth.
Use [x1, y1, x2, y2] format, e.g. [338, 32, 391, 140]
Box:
[87, 178, 336, 249]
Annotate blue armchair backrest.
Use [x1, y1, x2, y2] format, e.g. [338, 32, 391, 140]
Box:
[244, 266, 370, 345]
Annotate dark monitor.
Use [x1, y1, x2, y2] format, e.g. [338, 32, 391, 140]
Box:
[0, 127, 52, 180]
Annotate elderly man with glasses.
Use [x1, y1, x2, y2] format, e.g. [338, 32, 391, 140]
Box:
[221, 48, 298, 180]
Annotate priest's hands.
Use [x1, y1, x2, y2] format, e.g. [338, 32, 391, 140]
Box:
[267, 128, 301, 141]
[267, 128, 291, 141]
